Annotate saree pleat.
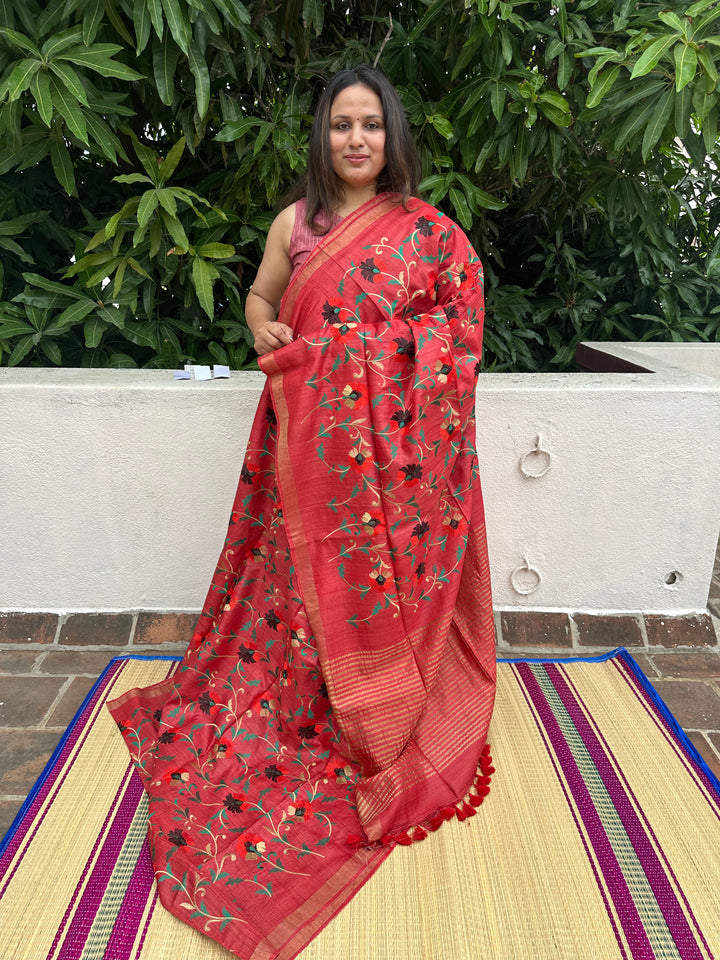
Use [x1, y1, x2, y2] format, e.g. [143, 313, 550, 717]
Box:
[108, 193, 496, 959]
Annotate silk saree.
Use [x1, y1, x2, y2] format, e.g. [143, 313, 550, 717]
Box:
[108, 193, 496, 959]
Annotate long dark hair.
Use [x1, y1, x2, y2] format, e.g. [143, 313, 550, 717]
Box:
[286, 66, 421, 232]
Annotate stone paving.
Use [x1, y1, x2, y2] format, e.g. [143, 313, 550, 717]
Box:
[2, 592, 720, 841]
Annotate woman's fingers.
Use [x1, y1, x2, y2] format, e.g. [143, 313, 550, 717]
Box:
[254, 321, 294, 355]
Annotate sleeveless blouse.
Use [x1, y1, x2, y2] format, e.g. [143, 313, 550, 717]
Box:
[289, 198, 342, 278]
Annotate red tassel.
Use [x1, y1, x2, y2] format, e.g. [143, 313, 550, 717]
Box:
[380, 834, 393, 846]
[456, 807, 468, 821]
[469, 793, 484, 807]
[395, 831, 413, 846]
[413, 826, 428, 841]
[429, 815, 444, 831]
[481, 743, 491, 756]
[346, 834, 365, 848]
[441, 806, 455, 821]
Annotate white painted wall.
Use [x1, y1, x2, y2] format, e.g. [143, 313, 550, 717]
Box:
[2, 343, 719, 614]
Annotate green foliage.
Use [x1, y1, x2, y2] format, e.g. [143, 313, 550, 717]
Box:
[0, 0, 719, 371]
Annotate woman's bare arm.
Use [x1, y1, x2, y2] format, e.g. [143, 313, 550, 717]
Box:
[245, 205, 296, 356]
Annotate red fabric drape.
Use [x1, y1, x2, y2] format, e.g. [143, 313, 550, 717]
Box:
[108, 194, 496, 960]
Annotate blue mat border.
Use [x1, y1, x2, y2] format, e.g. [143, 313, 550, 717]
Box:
[500, 646, 720, 798]
[2, 648, 719, 859]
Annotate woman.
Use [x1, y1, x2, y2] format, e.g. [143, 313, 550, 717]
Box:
[109, 66, 496, 960]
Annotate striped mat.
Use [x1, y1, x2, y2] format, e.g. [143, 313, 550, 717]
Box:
[1, 650, 719, 959]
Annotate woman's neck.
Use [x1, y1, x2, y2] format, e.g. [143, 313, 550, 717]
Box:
[335, 184, 379, 217]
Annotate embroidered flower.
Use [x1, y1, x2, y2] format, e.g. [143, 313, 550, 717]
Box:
[231, 511, 240, 523]
[425, 270, 439, 302]
[167, 829, 187, 846]
[246, 543, 269, 562]
[414, 561, 426, 581]
[348, 444, 372, 473]
[358, 257, 381, 282]
[264, 763, 287, 783]
[237, 643, 256, 663]
[326, 760, 354, 784]
[264, 610, 282, 631]
[237, 833, 266, 860]
[223, 793, 244, 814]
[444, 303, 460, 323]
[398, 463, 423, 486]
[390, 408, 413, 432]
[341, 382, 368, 409]
[440, 417, 460, 442]
[361, 511, 385, 536]
[240, 461, 261, 485]
[369, 569, 391, 593]
[322, 298, 344, 323]
[197, 691, 216, 715]
[289, 621, 306, 646]
[153, 709, 162, 722]
[162, 767, 190, 783]
[287, 801, 315, 821]
[394, 336, 414, 360]
[158, 729, 177, 744]
[443, 510, 468, 537]
[266, 406, 277, 425]
[415, 215, 435, 237]
[434, 358, 454, 384]
[329, 320, 358, 342]
[216, 735, 236, 758]
[411, 520, 430, 543]
[298, 724, 318, 739]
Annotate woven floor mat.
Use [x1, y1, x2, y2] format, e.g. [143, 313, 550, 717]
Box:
[1, 650, 719, 959]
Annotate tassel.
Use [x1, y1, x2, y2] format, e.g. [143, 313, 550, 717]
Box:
[469, 793, 484, 807]
[413, 826, 428, 841]
[395, 831, 413, 846]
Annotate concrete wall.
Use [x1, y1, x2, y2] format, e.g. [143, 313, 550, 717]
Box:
[2, 343, 719, 614]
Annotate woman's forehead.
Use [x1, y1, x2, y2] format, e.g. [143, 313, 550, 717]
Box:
[330, 84, 383, 117]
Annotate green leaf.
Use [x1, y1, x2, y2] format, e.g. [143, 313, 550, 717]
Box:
[49, 61, 89, 106]
[50, 129, 77, 195]
[30, 69, 53, 126]
[157, 137, 185, 184]
[40, 338, 62, 364]
[538, 91, 572, 126]
[490, 81, 505, 121]
[429, 114, 453, 139]
[641, 87, 673, 158]
[137, 190, 159, 229]
[146, 0, 164, 39]
[49, 76, 88, 144]
[657, 10, 686, 35]
[57, 46, 145, 81]
[585, 65, 621, 108]
[448, 187, 472, 229]
[1, 59, 41, 102]
[55, 298, 97, 327]
[197, 242, 234, 259]
[557, 49, 572, 91]
[153, 34, 179, 106]
[7, 334, 35, 365]
[156, 188, 178, 217]
[0, 318, 34, 339]
[192, 256, 215, 318]
[83, 0, 105, 45]
[84, 316, 107, 347]
[674, 85, 692, 138]
[697, 45, 718, 86]
[161, 209, 189, 248]
[22, 272, 87, 299]
[133, 0, 152, 54]
[613, 97, 658, 152]
[41, 27, 83, 59]
[132, 135, 161, 184]
[0, 27, 41, 57]
[85, 113, 122, 162]
[674, 42, 698, 91]
[149, 218, 162, 257]
[630, 35, 676, 79]
[160, 0, 191, 55]
[214, 116, 262, 141]
[188, 39, 210, 119]
[702, 105, 717, 153]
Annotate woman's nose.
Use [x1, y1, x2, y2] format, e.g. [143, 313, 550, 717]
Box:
[348, 122, 365, 146]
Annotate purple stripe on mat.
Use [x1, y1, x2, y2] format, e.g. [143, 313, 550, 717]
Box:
[510, 665, 630, 960]
[0, 660, 129, 894]
[516, 662, 655, 960]
[558, 663, 715, 960]
[546, 663, 706, 960]
[103, 835, 157, 959]
[614, 655, 720, 821]
[48, 767, 143, 960]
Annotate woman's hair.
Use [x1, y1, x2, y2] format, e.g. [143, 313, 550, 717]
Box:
[286, 65, 421, 232]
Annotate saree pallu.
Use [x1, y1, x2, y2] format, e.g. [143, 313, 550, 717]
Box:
[108, 194, 496, 960]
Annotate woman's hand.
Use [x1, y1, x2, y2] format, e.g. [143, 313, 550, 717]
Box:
[253, 320, 294, 356]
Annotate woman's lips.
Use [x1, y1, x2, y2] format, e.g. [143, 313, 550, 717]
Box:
[345, 155, 369, 163]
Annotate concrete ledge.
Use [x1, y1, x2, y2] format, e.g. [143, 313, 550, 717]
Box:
[2, 343, 719, 614]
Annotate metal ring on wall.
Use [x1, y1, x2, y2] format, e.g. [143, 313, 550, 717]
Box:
[510, 557, 542, 595]
[519, 435, 552, 479]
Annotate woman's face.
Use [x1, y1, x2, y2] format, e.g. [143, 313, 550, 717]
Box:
[329, 84, 386, 192]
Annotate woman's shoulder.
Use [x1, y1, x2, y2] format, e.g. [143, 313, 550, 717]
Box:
[267, 202, 299, 254]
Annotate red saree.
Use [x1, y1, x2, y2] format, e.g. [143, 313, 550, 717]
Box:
[108, 193, 496, 959]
